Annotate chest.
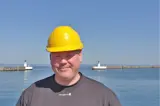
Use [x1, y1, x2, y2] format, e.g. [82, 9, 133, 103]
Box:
[30, 89, 106, 106]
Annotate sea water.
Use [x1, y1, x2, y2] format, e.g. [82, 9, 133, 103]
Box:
[0, 64, 159, 106]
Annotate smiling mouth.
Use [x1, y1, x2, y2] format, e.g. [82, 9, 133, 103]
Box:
[58, 67, 70, 71]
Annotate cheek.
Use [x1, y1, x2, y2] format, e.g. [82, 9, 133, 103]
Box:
[51, 59, 59, 67]
[68, 57, 80, 68]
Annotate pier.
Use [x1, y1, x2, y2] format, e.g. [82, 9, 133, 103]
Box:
[92, 61, 160, 70]
[0, 66, 26, 71]
[92, 65, 160, 70]
[0, 60, 33, 71]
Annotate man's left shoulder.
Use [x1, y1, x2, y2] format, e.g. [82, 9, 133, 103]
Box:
[83, 76, 111, 91]
[83, 76, 121, 106]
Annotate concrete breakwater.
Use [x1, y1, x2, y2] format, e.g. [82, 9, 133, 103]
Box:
[107, 65, 160, 69]
[92, 65, 160, 70]
[0, 66, 26, 71]
[0, 60, 33, 71]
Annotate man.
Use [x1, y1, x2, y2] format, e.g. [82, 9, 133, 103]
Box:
[16, 26, 121, 106]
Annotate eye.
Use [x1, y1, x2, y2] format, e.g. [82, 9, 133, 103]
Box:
[67, 54, 73, 58]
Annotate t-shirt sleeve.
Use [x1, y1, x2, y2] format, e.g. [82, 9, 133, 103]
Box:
[109, 90, 121, 106]
[16, 84, 35, 106]
[104, 88, 122, 106]
[16, 90, 27, 106]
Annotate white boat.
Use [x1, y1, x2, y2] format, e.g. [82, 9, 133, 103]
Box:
[92, 61, 107, 70]
[24, 60, 33, 70]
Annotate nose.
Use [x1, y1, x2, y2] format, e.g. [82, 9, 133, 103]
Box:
[60, 58, 68, 64]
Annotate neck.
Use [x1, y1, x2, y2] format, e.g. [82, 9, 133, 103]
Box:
[55, 72, 81, 86]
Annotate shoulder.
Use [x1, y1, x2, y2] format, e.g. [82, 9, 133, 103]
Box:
[82, 75, 121, 106]
[79, 72, 116, 94]
[20, 75, 53, 97]
[82, 75, 111, 91]
[16, 76, 53, 106]
[81, 75, 116, 96]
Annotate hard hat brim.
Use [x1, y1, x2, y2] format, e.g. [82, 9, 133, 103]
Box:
[46, 44, 83, 52]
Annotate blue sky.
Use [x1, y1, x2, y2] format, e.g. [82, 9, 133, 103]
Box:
[0, 0, 159, 65]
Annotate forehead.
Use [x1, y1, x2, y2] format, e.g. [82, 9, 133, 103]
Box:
[51, 50, 81, 55]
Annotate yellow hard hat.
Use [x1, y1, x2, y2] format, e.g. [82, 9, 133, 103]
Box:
[46, 26, 84, 52]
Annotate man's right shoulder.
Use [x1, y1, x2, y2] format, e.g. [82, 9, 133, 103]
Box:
[16, 76, 53, 106]
[22, 75, 53, 94]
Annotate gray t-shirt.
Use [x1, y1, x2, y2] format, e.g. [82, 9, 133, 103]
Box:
[16, 72, 121, 106]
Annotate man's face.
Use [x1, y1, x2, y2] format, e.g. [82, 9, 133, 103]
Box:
[50, 50, 82, 80]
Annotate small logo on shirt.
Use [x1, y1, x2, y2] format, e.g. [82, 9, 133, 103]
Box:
[58, 93, 71, 96]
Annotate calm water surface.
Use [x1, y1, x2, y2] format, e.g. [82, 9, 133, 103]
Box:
[0, 64, 159, 106]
